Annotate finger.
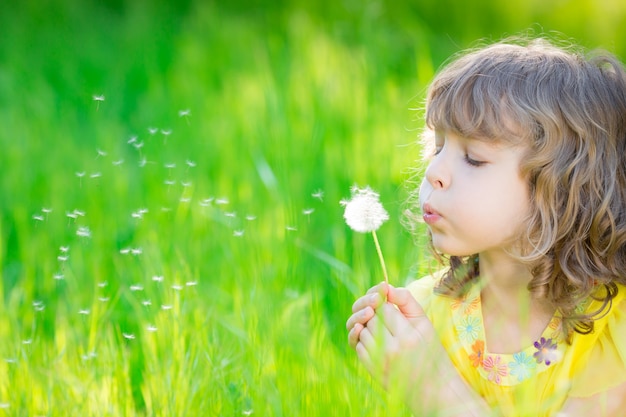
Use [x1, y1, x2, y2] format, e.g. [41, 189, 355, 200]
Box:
[348, 322, 364, 349]
[352, 283, 389, 313]
[364, 314, 393, 344]
[378, 302, 414, 337]
[346, 306, 375, 330]
[386, 285, 427, 325]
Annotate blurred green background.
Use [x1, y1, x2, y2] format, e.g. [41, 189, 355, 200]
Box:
[1, 0, 625, 415]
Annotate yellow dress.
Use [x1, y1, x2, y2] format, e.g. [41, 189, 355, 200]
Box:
[407, 273, 626, 416]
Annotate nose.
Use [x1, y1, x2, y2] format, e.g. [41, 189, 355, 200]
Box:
[424, 153, 449, 190]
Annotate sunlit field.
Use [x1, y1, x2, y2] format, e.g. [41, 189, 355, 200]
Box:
[2, 1, 626, 416]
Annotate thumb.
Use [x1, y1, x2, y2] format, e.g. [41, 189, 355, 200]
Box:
[386, 285, 427, 326]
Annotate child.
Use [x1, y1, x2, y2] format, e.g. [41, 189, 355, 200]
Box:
[346, 36, 626, 416]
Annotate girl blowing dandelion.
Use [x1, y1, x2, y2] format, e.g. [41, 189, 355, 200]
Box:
[346, 35, 626, 416]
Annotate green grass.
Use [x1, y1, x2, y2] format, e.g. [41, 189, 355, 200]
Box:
[1, 1, 626, 416]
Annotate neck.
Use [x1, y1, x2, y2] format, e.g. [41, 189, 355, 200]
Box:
[478, 251, 552, 316]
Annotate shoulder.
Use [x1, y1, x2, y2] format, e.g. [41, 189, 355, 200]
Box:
[568, 284, 626, 398]
[406, 269, 446, 308]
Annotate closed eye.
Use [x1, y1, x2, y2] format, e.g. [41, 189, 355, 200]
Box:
[464, 154, 486, 167]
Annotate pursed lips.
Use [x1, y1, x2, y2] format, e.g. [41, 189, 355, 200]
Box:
[422, 202, 442, 225]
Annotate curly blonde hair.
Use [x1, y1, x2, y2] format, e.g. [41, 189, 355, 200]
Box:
[408, 36, 626, 339]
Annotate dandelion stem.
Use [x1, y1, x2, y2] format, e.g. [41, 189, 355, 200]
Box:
[371, 230, 388, 284]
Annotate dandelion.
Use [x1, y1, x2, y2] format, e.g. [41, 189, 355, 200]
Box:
[22, 339, 32, 345]
[341, 185, 390, 284]
[42, 207, 52, 220]
[161, 304, 173, 310]
[233, 230, 244, 237]
[185, 159, 196, 168]
[147, 325, 158, 332]
[224, 212, 236, 218]
[32, 214, 44, 222]
[148, 127, 158, 135]
[60, 246, 70, 253]
[78, 309, 90, 315]
[164, 162, 176, 170]
[122, 333, 135, 340]
[142, 300, 152, 306]
[53, 273, 65, 280]
[58, 255, 69, 262]
[120, 248, 130, 255]
[130, 284, 144, 291]
[180, 197, 191, 203]
[186, 281, 198, 287]
[245, 214, 257, 221]
[161, 129, 172, 144]
[171, 284, 184, 291]
[0, 403, 9, 409]
[152, 275, 164, 282]
[90, 172, 102, 179]
[130, 248, 142, 256]
[73, 209, 85, 217]
[133, 141, 144, 150]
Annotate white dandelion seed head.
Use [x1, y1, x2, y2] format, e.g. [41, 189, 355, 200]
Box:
[341, 186, 389, 233]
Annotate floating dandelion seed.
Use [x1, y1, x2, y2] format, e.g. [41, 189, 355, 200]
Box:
[22, 339, 32, 345]
[148, 127, 158, 135]
[4, 358, 17, 364]
[58, 255, 69, 262]
[60, 246, 69, 253]
[161, 304, 173, 310]
[0, 403, 9, 409]
[142, 300, 152, 306]
[130, 248, 142, 256]
[216, 197, 229, 205]
[98, 297, 110, 302]
[130, 284, 144, 292]
[341, 186, 390, 284]
[133, 141, 144, 150]
[245, 215, 257, 221]
[120, 248, 130, 255]
[286, 226, 297, 232]
[32, 214, 44, 222]
[147, 325, 158, 332]
[53, 273, 65, 280]
[78, 309, 90, 315]
[76, 171, 85, 187]
[164, 162, 176, 169]
[93, 94, 105, 110]
[233, 230, 244, 237]
[42, 207, 52, 220]
[186, 281, 198, 287]
[76, 226, 92, 238]
[161, 129, 172, 144]
[181, 181, 193, 188]
[152, 275, 164, 282]
[128, 136, 137, 144]
[164, 179, 176, 186]
[122, 333, 135, 340]
[97, 281, 108, 287]
[185, 159, 196, 168]
[180, 197, 191, 203]
[179, 109, 191, 117]
[73, 209, 85, 217]
[113, 159, 124, 166]
[90, 172, 102, 179]
[242, 410, 253, 416]
[224, 212, 236, 218]
[96, 149, 107, 158]
[171, 284, 184, 291]
[312, 190, 324, 201]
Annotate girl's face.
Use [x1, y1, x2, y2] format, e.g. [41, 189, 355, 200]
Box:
[419, 130, 530, 257]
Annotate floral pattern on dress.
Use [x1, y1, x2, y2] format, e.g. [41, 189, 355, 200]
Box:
[456, 315, 481, 344]
[508, 352, 537, 382]
[469, 340, 485, 367]
[452, 281, 566, 387]
[483, 355, 508, 384]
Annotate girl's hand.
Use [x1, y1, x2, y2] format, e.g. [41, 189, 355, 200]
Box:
[347, 282, 438, 389]
[347, 283, 493, 416]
